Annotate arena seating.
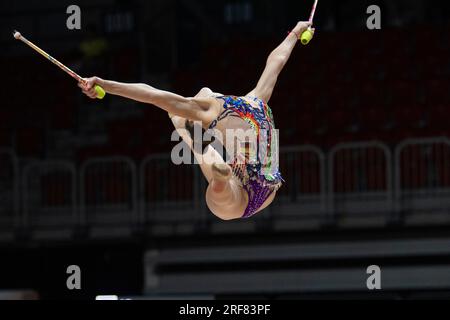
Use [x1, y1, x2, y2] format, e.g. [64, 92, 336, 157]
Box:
[2, 26, 449, 200]
[0, 26, 450, 241]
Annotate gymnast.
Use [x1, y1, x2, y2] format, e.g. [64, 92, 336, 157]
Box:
[79, 21, 314, 221]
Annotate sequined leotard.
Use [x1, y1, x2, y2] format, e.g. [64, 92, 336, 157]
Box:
[208, 96, 283, 218]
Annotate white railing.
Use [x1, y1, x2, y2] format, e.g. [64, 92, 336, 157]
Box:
[328, 141, 393, 224]
[22, 161, 77, 229]
[139, 153, 205, 225]
[395, 137, 450, 217]
[276, 146, 326, 219]
[0, 149, 19, 228]
[80, 156, 138, 228]
[1, 137, 450, 238]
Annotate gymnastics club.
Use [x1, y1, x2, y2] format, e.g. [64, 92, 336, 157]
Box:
[13, 30, 106, 99]
[301, 0, 319, 45]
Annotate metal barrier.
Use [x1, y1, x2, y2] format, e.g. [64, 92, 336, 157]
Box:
[395, 137, 450, 217]
[140, 154, 203, 224]
[80, 157, 138, 228]
[275, 146, 326, 220]
[22, 161, 76, 229]
[6, 137, 450, 238]
[0, 149, 19, 229]
[328, 142, 393, 224]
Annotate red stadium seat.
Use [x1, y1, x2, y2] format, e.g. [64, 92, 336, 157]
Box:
[0, 129, 12, 147]
[15, 127, 45, 157]
[388, 80, 420, 105]
[359, 81, 386, 107]
[357, 107, 387, 133]
[423, 79, 450, 105]
[393, 105, 426, 130]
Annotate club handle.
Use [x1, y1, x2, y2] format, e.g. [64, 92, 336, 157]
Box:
[301, 27, 315, 45]
[94, 85, 106, 99]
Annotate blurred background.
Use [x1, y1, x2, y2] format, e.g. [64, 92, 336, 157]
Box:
[0, 0, 449, 300]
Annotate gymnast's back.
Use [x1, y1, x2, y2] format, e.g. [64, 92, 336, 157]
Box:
[207, 93, 283, 186]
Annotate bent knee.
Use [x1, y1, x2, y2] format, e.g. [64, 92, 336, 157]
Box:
[205, 186, 248, 221]
[190, 97, 218, 126]
[197, 87, 213, 97]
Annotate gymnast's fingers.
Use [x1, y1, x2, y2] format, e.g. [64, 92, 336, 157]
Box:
[88, 90, 97, 99]
[85, 76, 100, 90]
[81, 84, 97, 97]
[87, 87, 97, 96]
[296, 21, 312, 33]
[82, 89, 97, 99]
[78, 82, 87, 90]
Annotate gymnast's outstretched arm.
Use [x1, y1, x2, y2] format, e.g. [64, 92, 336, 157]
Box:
[247, 21, 313, 103]
[79, 77, 220, 123]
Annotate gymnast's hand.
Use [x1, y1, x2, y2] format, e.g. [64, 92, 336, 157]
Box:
[293, 21, 315, 37]
[78, 76, 103, 99]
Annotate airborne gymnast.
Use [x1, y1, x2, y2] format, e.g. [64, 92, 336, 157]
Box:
[79, 21, 315, 221]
